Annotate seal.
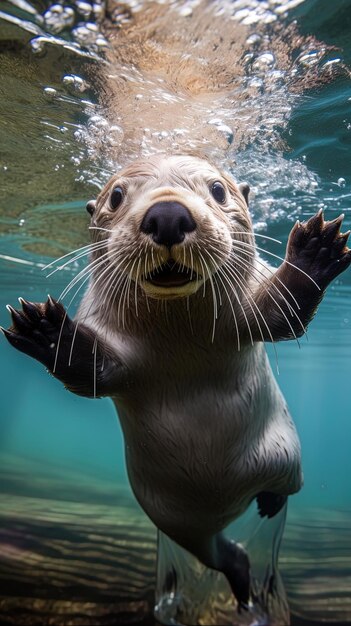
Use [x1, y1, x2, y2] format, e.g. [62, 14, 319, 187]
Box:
[3, 154, 351, 622]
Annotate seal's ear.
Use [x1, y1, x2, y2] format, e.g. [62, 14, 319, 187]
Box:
[238, 183, 250, 206]
[86, 200, 96, 216]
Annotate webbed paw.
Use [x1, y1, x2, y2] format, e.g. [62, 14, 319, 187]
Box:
[286, 210, 351, 289]
[2, 296, 72, 371]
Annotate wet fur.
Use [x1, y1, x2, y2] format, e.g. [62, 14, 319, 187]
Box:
[77, 155, 304, 553]
[4, 155, 351, 614]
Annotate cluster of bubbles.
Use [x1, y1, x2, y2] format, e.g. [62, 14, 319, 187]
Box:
[1, 0, 348, 233]
[23, 0, 109, 57]
[223, 0, 306, 25]
[74, 114, 124, 165]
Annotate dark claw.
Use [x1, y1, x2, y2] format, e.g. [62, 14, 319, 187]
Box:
[6, 305, 31, 332]
[305, 208, 323, 235]
[322, 214, 344, 243]
[19, 298, 42, 322]
[289, 220, 305, 247]
[2, 326, 28, 349]
[331, 231, 350, 257]
[339, 249, 351, 269]
[1, 327, 16, 341]
[45, 296, 65, 324]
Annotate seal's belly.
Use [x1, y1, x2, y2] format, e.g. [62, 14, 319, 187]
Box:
[117, 393, 301, 535]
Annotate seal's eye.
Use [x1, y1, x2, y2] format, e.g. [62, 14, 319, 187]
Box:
[210, 181, 226, 204]
[110, 186, 124, 210]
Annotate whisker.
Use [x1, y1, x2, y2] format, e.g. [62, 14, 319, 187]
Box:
[126, 258, 137, 310]
[197, 254, 207, 298]
[59, 250, 112, 301]
[218, 264, 255, 346]
[231, 248, 306, 338]
[230, 231, 282, 244]
[204, 249, 222, 307]
[43, 239, 107, 272]
[134, 257, 142, 317]
[53, 308, 67, 374]
[206, 242, 273, 348]
[230, 244, 301, 312]
[68, 320, 79, 366]
[230, 253, 300, 345]
[98, 251, 136, 318]
[60, 242, 131, 302]
[197, 249, 218, 342]
[189, 245, 195, 281]
[221, 262, 280, 370]
[206, 238, 305, 336]
[65, 247, 132, 328]
[92, 335, 98, 398]
[118, 270, 132, 328]
[231, 239, 321, 290]
[214, 267, 241, 351]
[46, 241, 108, 278]
[89, 226, 114, 233]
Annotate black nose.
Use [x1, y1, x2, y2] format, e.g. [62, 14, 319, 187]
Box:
[140, 201, 196, 248]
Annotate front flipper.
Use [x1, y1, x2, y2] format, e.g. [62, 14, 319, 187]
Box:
[285, 209, 351, 288]
[251, 210, 351, 342]
[2, 297, 126, 397]
[256, 492, 288, 519]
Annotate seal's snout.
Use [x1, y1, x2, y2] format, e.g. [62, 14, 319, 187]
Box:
[140, 201, 196, 248]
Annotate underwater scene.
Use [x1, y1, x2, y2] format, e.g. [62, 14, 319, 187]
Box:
[0, 0, 350, 624]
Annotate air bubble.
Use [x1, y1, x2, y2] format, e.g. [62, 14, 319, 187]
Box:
[76, 1, 92, 19]
[322, 58, 341, 70]
[30, 38, 45, 56]
[88, 114, 109, 128]
[179, 6, 192, 17]
[93, 3, 104, 21]
[44, 4, 75, 33]
[43, 87, 57, 100]
[246, 76, 264, 94]
[217, 124, 234, 145]
[297, 51, 319, 67]
[72, 22, 100, 47]
[252, 52, 275, 72]
[70, 156, 81, 166]
[62, 74, 87, 93]
[96, 36, 108, 50]
[246, 33, 261, 46]
[111, 6, 132, 25]
[107, 125, 124, 146]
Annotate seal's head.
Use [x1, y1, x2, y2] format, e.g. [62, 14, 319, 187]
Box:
[87, 154, 253, 302]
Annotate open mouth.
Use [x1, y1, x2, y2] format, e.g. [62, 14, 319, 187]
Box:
[145, 259, 200, 288]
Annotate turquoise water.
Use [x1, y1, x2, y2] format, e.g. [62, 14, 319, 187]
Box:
[0, 0, 351, 624]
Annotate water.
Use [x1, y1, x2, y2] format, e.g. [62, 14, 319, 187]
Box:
[0, 0, 350, 624]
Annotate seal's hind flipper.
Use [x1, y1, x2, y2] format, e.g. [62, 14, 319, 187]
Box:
[216, 534, 251, 610]
[256, 492, 287, 518]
